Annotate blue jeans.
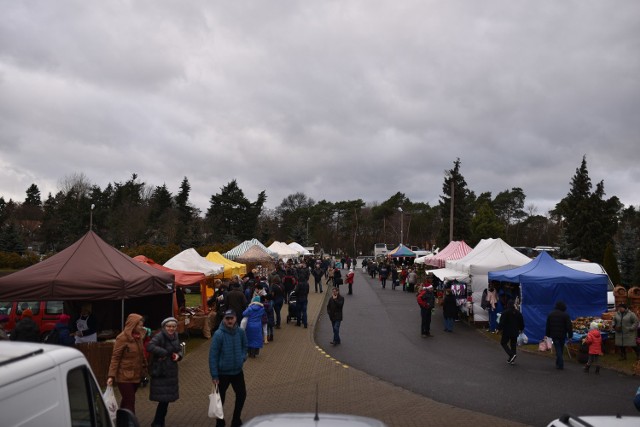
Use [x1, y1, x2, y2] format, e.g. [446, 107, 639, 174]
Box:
[332, 320, 341, 344]
[553, 337, 566, 369]
[297, 299, 308, 327]
[444, 317, 454, 331]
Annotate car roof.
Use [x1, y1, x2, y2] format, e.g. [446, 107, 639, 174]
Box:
[547, 415, 640, 427]
[244, 413, 387, 427]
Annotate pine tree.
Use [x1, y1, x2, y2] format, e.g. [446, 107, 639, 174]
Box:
[603, 242, 621, 286]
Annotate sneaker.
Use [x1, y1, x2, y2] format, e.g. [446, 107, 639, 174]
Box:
[508, 354, 517, 364]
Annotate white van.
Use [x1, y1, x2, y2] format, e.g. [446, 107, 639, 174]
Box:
[0, 341, 138, 427]
[558, 260, 615, 310]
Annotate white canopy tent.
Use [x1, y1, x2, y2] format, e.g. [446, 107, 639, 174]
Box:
[427, 267, 470, 282]
[445, 238, 532, 322]
[164, 248, 225, 276]
[224, 239, 278, 261]
[288, 242, 311, 256]
[267, 241, 299, 260]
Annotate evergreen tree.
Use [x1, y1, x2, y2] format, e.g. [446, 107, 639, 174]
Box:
[437, 158, 475, 246]
[470, 202, 505, 246]
[553, 156, 621, 262]
[603, 242, 621, 286]
[206, 180, 266, 243]
[617, 224, 638, 286]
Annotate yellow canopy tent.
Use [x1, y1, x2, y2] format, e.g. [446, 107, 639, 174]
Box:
[204, 252, 247, 298]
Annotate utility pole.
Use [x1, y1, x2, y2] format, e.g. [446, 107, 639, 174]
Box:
[449, 180, 454, 242]
[398, 207, 403, 245]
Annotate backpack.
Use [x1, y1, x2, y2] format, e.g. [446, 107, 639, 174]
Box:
[43, 328, 61, 345]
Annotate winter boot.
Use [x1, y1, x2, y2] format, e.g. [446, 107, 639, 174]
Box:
[595, 365, 600, 374]
[583, 364, 590, 373]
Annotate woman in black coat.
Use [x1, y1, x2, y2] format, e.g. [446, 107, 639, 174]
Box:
[147, 317, 183, 427]
[442, 289, 458, 332]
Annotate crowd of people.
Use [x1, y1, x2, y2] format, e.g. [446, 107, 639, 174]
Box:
[4, 253, 640, 424]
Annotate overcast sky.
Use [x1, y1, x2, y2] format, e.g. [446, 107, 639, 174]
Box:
[1, 1, 638, 216]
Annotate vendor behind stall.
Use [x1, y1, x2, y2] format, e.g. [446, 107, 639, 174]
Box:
[73, 303, 98, 343]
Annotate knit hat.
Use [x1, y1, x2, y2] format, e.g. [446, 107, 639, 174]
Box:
[161, 317, 178, 328]
[424, 284, 433, 291]
[590, 322, 599, 330]
[22, 309, 33, 318]
[58, 314, 71, 324]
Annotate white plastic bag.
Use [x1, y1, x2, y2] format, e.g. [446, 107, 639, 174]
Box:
[538, 336, 553, 351]
[208, 384, 224, 419]
[103, 385, 118, 422]
[517, 332, 528, 346]
[240, 317, 248, 330]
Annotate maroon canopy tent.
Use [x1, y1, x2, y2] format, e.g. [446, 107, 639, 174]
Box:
[0, 231, 174, 301]
[0, 231, 174, 329]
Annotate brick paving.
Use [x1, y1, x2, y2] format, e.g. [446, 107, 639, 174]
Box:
[133, 290, 529, 427]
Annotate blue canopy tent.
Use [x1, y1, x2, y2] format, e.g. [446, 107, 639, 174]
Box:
[387, 244, 416, 257]
[488, 251, 608, 343]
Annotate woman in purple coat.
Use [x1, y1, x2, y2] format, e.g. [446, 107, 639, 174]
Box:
[242, 297, 266, 358]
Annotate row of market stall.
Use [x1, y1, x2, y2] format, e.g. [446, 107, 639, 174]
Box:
[414, 238, 610, 344]
[0, 231, 311, 331]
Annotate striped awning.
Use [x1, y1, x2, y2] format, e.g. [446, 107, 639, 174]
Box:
[424, 241, 472, 268]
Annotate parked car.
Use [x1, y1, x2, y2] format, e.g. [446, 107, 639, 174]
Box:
[244, 413, 387, 427]
[546, 414, 640, 427]
[558, 260, 615, 310]
[0, 300, 64, 338]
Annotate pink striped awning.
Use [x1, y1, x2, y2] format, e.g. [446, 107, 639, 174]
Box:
[425, 241, 472, 268]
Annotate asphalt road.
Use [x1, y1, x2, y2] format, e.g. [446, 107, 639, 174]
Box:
[315, 269, 640, 426]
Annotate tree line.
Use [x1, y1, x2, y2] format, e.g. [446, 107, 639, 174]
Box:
[1, 157, 639, 287]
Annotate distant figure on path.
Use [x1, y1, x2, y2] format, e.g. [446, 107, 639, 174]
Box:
[327, 286, 344, 345]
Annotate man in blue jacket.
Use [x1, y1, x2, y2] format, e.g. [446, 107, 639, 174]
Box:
[210, 309, 248, 427]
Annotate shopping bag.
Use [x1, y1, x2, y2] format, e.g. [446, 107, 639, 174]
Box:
[538, 336, 552, 351]
[208, 384, 224, 419]
[517, 332, 528, 346]
[103, 385, 118, 422]
[240, 317, 248, 330]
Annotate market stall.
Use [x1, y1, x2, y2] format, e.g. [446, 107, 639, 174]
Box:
[489, 251, 608, 343]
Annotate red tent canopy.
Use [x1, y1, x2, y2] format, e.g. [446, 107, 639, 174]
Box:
[133, 255, 205, 286]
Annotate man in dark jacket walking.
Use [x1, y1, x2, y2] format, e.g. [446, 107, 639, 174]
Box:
[295, 278, 310, 328]
[327, 286, 344, 345]
[545, 300, 573, 370]
[498, 300, 525, 365]
[210, 310, 248, 427]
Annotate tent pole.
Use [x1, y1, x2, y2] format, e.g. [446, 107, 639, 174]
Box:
[121, 299, 125, 330]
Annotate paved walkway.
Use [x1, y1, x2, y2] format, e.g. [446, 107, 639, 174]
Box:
[134, 287, 528, 427]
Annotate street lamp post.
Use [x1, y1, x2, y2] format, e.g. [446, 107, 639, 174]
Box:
[398, 207, 403, 245]
[306, 217, 310, 245]
[89, 204, 95, 230]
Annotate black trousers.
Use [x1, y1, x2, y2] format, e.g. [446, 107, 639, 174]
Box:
[501, 334, 517, 358]
[420, 307, 432, 335]
[217, 372, 247, 427]
[152, 401, 169, 426]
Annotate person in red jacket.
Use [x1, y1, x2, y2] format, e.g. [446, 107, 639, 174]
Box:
[583, 322, 603, 374]
[345, 269, 355, 295]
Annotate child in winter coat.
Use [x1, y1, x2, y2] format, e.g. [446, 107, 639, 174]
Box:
[583, 322, 603, 374]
